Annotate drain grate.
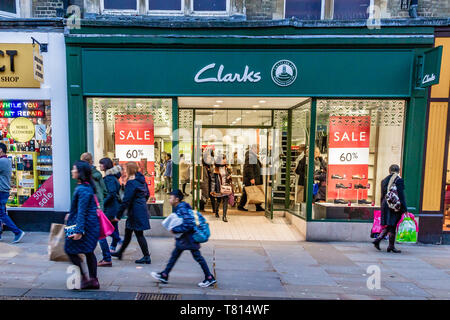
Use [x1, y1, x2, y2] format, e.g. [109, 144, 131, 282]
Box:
[135, 293, 181, 301]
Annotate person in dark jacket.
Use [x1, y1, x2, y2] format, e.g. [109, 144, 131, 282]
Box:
[373, 164, 407, 253]
[97, 158, 123, 267]
[111, 162, 151, 264]
[238, 144, 264, 212]
[65, 161, 101, 290]
[151, 190, 217, 287]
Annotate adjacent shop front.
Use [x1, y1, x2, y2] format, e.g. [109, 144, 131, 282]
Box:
[66, 22, 438, 241]
[0, 28, 70, 230]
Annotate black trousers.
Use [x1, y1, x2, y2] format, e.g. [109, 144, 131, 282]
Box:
[68, 252, 97, 279]
[118, 228, 150, 257]
[214, 196, 228, 216]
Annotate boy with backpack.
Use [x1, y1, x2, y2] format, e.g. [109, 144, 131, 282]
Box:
[151, 189, 217, 287]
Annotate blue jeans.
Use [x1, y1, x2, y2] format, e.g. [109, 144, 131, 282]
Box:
[99, 221, 121, 262]
[0, 191, 21, 235]
[163, 247, 212, 278]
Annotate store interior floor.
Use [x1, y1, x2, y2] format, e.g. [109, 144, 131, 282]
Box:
[156, 186, 304, 242]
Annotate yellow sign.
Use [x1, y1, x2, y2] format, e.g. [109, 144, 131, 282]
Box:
[0, 44, 40, 88]
[9, 117, 35, 142]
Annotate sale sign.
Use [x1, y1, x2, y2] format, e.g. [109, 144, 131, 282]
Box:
[22, 175, 54, 208]
[327, 116, 370, 201]
[115, 115, 155, 198]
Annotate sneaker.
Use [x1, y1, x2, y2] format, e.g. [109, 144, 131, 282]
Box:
[198, 276, 217, 288]
[12, 231, 25, 244]
[97, 259, 112, 267]
[151, 272, 168, 284]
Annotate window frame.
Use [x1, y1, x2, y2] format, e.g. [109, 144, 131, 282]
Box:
[0, 0, 20, 18]
[100, 0, 139, 15]
[190, 0, 230, 16]
[146, 0, 184, 16]
[283, 0, 325, 20]
[284, 0, 374, 20]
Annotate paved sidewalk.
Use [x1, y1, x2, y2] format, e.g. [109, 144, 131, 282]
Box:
[0, 232, 449, 300]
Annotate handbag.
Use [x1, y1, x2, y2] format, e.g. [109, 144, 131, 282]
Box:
[228, 192, 235, 206]
[94, 195, 115, 240]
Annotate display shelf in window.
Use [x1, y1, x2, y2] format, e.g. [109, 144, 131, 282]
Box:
[7, 151, 38, 206]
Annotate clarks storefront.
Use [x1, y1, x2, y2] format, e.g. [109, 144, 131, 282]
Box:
[65, 21, 441, 242]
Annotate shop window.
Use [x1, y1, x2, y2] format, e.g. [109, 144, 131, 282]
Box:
[0, 100, 53, 208]
[285, 0, 322, 20]
[333, 0, 370, 20]
[193, 0, 227, 12]
[87, 98, 172, 217]
[195, 109, 271, 127]
[0, 0, 18, 17]
[289, 102, 311, 219]
[103, 0, 137, 11]
[311, 99, 406, 221]
[149, 0, 182, 11]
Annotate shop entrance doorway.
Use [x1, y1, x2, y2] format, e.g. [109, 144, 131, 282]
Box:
[179, 97, 309, 240]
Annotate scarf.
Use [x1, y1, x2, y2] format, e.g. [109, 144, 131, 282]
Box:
[387, 173, 400, 193]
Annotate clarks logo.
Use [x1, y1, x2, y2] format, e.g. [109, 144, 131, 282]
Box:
[194, 63, 261, 83]
[422, 73, 436, 85]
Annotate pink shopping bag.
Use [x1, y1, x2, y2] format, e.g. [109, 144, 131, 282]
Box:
[370, 210, 385, 238]
[94, 196, 115, 240]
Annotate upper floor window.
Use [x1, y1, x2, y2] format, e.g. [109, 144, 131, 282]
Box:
[285, 0, 371, 20]
[0, 0, 19, 17]
[103, 0, 137, 11]
[192, 0, 228, 13]
[333, 0, 370, 19]
[285, 0, 322, 20]
[149, 0, 183, 12]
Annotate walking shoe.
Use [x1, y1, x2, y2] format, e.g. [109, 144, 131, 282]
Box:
[97, 259, 112, 267]
[198, 276, 217, 288]
[331, 174, 344, 179]
[135, 255, 151, 264]
[111, 251, 123, 260]
[238, 206, 248, 212]
[215, 213, 220, 218]
[352, 175, 362, 180]
[109, 246, 116, 253]
[223, 216, 228, 222]
[88, 278, 100, 290]
[151, 272, 168, 284]
[255, 206, 265, 212]
[12, 231, 25, 244]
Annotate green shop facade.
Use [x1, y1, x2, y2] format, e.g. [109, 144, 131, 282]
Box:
[65, 20, 440, 242]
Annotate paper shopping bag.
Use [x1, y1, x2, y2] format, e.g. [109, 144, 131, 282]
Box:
[245, 185, 265, 206]
[48, 223, 70, 262]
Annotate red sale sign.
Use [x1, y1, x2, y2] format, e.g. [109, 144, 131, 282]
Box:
[327, 116, 370, 201]
[22, 175, 54, 208]
[115, 115, 155, 198]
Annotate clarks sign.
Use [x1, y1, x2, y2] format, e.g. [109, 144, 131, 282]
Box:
[194, 60, 298, 87]
[194, 63, 262, 83]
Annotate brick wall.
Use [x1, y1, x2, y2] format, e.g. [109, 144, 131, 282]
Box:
[32, 0, 64, 18]
[387, 0, 450, 18]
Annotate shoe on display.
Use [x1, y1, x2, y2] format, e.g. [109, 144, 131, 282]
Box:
[97, 259, 113, 267]
[336, 183, 349, 189]
[198, 276, 217, 288]
[12, 231, 25, 244]
[135, 255, 151, 264]
[354, 184, 363, 189]
[334, 199, 347, 204]
[151, 272, 168, 284]
[352, 175, 362, 180]
[331, 174, 344, 179]
[358, 199, 372, 205]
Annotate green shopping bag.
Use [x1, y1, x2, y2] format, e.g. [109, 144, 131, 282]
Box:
[396, 212, 418, 244]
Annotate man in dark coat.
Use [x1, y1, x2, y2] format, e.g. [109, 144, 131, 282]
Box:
[238, 144, 264, 212]
[151, 190, 217, 288]
[373, 164, 407, 253]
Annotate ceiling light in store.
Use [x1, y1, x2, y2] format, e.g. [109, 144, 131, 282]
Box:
[213, 105, 220, 108]
[259, 100, 266, 104]
[235, 117, 241, 121]
[216, 100, 223, 103]
[252, 105, 260, 108]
